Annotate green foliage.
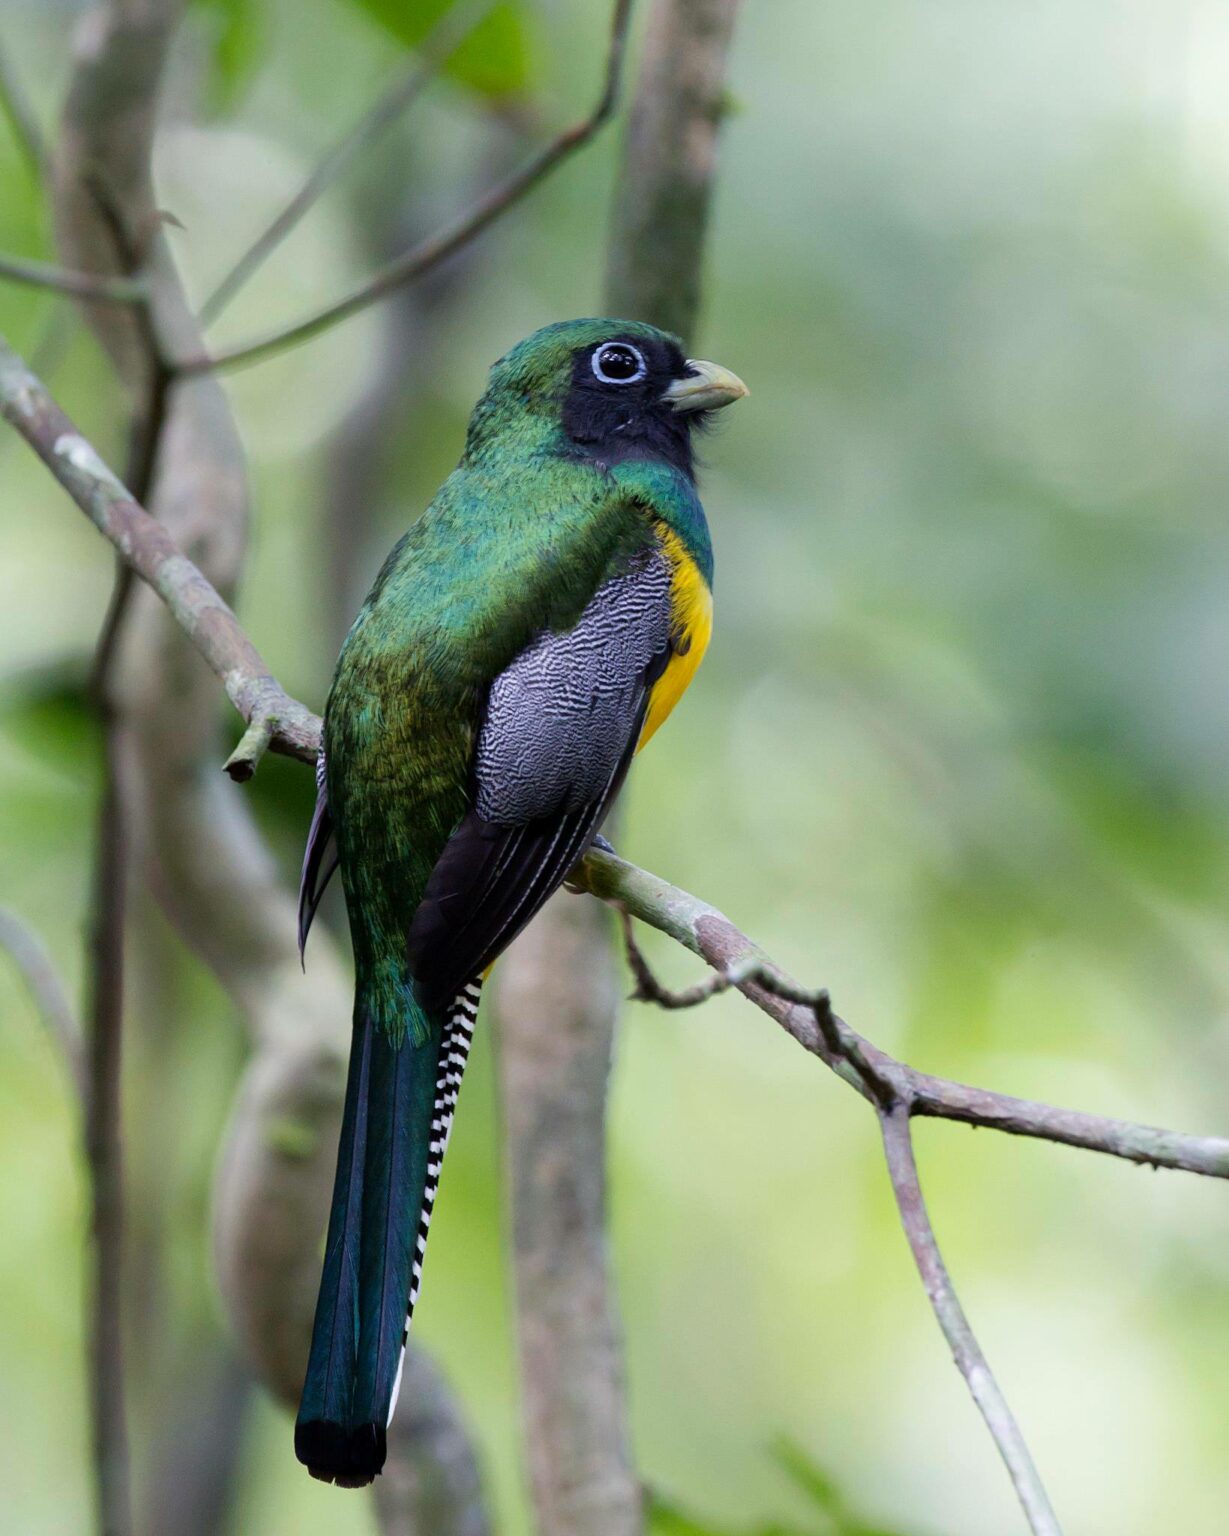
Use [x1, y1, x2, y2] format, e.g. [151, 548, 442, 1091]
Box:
[0, 668, 94, 781]
[774, 1441, 921, 1536]
[647, 1443, 923, 1536]
[347, 0, 532, 99]
[194, 0, 266, 110]
[192, 0, 531, 123]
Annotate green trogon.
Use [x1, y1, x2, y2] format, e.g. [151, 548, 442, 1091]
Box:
[294, 317, 747, 1485]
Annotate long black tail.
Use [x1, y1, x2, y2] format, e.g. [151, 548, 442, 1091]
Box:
[294, 982, 480, 1486]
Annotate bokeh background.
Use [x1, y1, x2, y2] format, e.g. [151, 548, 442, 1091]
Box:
[4, 1, 1229, 1532]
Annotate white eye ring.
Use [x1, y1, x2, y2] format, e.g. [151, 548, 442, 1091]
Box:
[591, 341, 647, 385]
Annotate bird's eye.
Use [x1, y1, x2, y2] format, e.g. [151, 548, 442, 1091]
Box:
[592, 342, 646, 385]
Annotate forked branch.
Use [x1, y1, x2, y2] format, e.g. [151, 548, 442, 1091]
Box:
[6, 333, 1228, 1535]
[198, 0, 500, 326]
[879, 1104, 1061, 1535]
[173, 0, 633, 375]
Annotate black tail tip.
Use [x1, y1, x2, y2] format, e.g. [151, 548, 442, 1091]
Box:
[295, 1418, 387, 1487]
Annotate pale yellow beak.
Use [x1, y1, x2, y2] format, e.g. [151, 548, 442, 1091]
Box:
[662, 359, 749, 413]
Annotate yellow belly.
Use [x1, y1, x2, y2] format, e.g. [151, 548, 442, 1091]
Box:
[639, 526, 713, 751]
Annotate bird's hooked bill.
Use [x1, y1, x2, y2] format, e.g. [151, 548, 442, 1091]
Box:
[662, 359, 750, 413]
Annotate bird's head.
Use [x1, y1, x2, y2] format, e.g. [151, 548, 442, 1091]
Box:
[464, 318, 748, 479]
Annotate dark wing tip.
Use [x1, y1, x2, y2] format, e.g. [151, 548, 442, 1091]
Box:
[295, 1418, 385, 1487]
[298, 757, 339, 964]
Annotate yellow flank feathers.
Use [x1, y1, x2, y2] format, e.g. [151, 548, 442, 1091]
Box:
[639, 525, 713, 751]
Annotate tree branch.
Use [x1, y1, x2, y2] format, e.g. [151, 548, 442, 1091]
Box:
[49, 7, 487, 1531]
[0, 252, 146, 303]
[8, 251, 1227, 1535]
[605, 0, 743, 336]
[582, 850, 1229, 1180]
[0, 36, 47, 180]
[879, 1104, 1061, 1536]
[0, 333, 321, 770]
[4, 337, 1224, 1173]
[492, 9, 744, 1532]
[0, 908, 85, 1100]
[170, 0, 633, 376]
[611, 900, 1065, 1531]
[83, 720, 134, 1536]
[198, 0, 499, 327]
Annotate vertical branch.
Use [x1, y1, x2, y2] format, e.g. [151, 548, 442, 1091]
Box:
[605, 0, 743, 339]
[494, 6, 742, 1535]
[84, 722, 133, 1536]
[373, 1350, 491, 1536]
[53, 3, 488, 1530]
[879, 1106, 1063, 1536]
[0, 37, 47, 181]
[0, 908, 85, 1097]
[496, 899, 635, 1536]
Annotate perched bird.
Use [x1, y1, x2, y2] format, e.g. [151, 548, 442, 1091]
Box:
[294, 317, 747, 1486]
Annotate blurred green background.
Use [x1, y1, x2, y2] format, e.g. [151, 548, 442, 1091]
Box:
[4, 1, 1229, 1532]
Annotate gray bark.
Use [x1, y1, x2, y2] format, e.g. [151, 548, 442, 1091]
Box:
[50, 3, 486, 1528]
[494, 5, 743, 1534]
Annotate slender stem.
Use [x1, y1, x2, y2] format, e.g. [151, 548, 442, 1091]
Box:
[89, 197, 175, 700]
[2, 346, 1227, 1199]
[7, 328, 1229, 1535]
[199, 0, 499, 327]
[172, 0, 633, 375]
[80, 192, 162, 1536]
[48, 3, 493, 1528]
[879, 1104, 1063, 1535]
[0, 908, 85, 1100]
[84, 720, 133, 1536]
[605, 0, 744, 337]
[0, 253, 145, 303]
[0, 335, 321, 766]
[0, 38, 47, 180]
[581, 849, 1229, 1179]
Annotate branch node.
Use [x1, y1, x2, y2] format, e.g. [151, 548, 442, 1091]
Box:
[224, 714, 276, 782]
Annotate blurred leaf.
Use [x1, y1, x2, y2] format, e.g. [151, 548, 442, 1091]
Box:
[194, 0, 267, 111]
[774, 1441, 842, 1514]
[773, 1444, 923, 1536]
[346, 0, 532, 99]
[0, 666, 94, 779]
[649, 1498, 733, 1536]
[648, 1488, 826, 1536]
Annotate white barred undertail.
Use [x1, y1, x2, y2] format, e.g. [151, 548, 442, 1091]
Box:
[386, 976, 482, 1425]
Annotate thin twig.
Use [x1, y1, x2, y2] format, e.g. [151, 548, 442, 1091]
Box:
[5, 347, 1228, 1187]
[199, 0, 499, 327]
[84, 720, 133, 1536]
[4, 345, 1229, 1190]
[88, 184, 175, 698]
[618, 908, 896, 1105]
[0, 252, 146, 304]
[581, 849, 1229, 1180]
[75, 179, 170, 1536]
[0, 335, 321, 768]
[0, 908, 85, 1100]
[8, 330, 1229, 1533]
[626, 906, 1064, 1526]
[879, 1104, 1062, 1534]
[0, 38, 46, 180]
[172, 0, 634, 375]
